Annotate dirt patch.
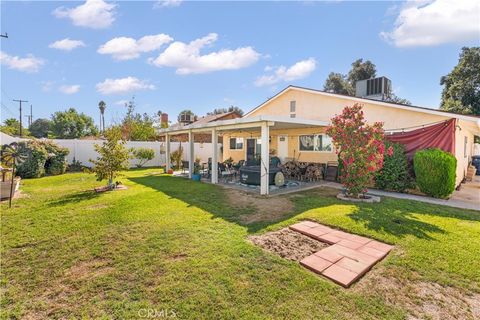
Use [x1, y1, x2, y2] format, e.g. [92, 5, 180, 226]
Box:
[354, 266, 480, 320]
[65, 258, 114, 281]
[249, 228, 328, 261]
[225, 189, 294, 223]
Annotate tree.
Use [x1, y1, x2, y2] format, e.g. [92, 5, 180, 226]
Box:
[440, 47, 480, 115]
[132, 147, 155, 167]
[0, 118, 30, 136]
[386, 94, 412, 106]
[1, 142, 27, 207]
[29, 118, 52, 138]
[51, 108, 98, 139]
[116, 98, 157, 141]
[98, 101, 106, 134]
[207, 106, 244, 116]
[89, 127, 130, 189]
[326, 104, 388, 197]
[323, 72, 353, 95]
[177, 109, 196, 123]
[347, 58, 377, 91]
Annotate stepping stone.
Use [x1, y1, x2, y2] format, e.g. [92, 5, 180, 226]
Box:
[321, 264, 360, 288]
[314, 246, 344, 263]
[330, 230, 352, 239]
[316, 233, 342, 244]
[300, 220, 321, 228]
[363, 240, 394, 253]
[290, 223, 315, 234]
[300, 255, 332, 274]
[357, 245, 387, 259]
[328, 244, 378, 266]
[345, 234, 372, 245]
[337, 239, 365, 250]
[335, 257, 370, 275]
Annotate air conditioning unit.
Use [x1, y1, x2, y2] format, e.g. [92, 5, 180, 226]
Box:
[180, 113, 192, 124]
[355, 76, 391, 101]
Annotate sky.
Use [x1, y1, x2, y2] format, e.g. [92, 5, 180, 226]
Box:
[1, 0, 479, 127]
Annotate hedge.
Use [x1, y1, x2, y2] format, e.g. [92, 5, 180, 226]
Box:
[43, 141, 69, 175]
[375, 142, 414, 192]
[413, 148, 456, 198]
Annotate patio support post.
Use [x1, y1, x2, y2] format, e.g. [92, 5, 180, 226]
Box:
[211, 128, 218, 184]
[188, 130, 194, 179]
[260, 122, 270, 195]
[165, 133, 170, 172]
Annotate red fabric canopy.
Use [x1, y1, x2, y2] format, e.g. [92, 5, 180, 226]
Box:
[386, 119, 456, 159]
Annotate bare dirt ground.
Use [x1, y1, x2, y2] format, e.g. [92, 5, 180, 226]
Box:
[249, 228, 328, 261]
[225, 189, 294, 224]
[354, 266, 480, 320]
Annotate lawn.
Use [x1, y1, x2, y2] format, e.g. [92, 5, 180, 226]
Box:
[1, 168, 479, 319]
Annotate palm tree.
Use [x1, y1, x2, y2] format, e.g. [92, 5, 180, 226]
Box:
[1, 142, 26, 208]
[98, 101, 106, 134]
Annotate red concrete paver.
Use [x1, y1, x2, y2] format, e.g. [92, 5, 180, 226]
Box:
[337, 239, 365, 250]
[300, 255, 332, 274]
[289, 221, 394, 287]
[357, 246, 387, 259]
[364, 240, 394, 253]
[314, 246, 343, 263]
[336, 257, 370, 274]
[322, 264, 360, 287]
[316, 233, 342, 244]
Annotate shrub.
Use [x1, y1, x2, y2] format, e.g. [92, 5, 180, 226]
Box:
[67, 157, 85, 172]
[43, 141, 69, 175]
[326, 104, 386, 197]
[170, 146, 183, 170]
[15, 141, 48, 178]
[375, 142, 415, 192]
[414, 148, 456, 198]
[132, 147, 155, 167]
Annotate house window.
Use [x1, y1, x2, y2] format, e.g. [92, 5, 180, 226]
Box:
[464, 136, 468, 158]
[229, 138, 244, 150]
[290, 114, 296, 118]
[299, 134, 333, 152]
[290, 101, 296, 113]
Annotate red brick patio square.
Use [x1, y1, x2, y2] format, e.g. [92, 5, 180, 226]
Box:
[357, 246, 388, 259]
[364, 240, 394, 253]
[337, 239, 365, 250]
[300, 255, 333, 274]
[321, 264, 360, 287]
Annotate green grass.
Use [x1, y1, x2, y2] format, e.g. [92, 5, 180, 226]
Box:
[1, 168, 479, 319]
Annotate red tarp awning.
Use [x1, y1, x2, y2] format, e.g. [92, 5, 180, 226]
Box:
[386, 118, 456, 159]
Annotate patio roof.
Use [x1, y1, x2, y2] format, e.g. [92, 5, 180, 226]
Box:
[158, 115, 329, 135]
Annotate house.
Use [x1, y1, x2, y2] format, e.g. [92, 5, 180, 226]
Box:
[160, 84, 480, 195]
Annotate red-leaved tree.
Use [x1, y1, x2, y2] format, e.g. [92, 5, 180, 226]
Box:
[326, 104, 390, 197]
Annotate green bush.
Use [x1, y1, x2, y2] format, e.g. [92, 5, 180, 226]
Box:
[414, 148, 456, 198]
[132, 147, 155, 167]
[16, 141, 48, 178]
[43, 141, 69, 175]
[375, 142, 415, 192]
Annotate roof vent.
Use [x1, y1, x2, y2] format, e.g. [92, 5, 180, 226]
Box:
[355, 76, 391, 101]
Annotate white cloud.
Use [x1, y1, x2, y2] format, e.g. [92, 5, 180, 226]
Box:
[98, 34, 173, 60]
[96, 77, 155, 95]
[154, 0, 183, 8]
[254, 58, 317, 87]
[0, 51, 44, 73]
[115, 100, 128, 106]
[381, 0, 480, 47]
[149, 33, 260, 74]
[59, 85, 81, 94]
[49, 38, 86, 51]
[53, 0, 116, 29]
[41, 81, 55, 92]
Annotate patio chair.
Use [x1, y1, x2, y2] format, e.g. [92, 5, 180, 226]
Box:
[218, 163, 235, 183]
[181, 160, 189, 174]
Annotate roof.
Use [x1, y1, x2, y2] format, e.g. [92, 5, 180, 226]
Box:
[159, 115, 328, 135]
[244, 85, 480, 123]
[168, 111, 241, 130]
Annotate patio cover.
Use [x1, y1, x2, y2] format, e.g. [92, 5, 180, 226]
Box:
[386, 118, 456, 159]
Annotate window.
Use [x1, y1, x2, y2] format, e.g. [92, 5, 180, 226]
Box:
[290, 114, 296, 118]
[299, 134, 332, 152]
[290, 101, 296, 113]
[464, 136, 468, 158]
[229, 138, 244, 150]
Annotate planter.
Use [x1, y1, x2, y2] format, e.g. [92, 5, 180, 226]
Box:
[167, 169, 174, 174]
[192, 174, 201, 181]
[0, 177, 21, 200]
[336, 192, 380, 203]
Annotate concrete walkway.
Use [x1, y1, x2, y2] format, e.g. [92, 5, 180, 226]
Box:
[321, 180, 479, 211]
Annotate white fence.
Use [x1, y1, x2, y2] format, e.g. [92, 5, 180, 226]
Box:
[0, 132, 221, 168]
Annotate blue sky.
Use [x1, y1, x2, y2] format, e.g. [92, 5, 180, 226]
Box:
[1, 0, 479, 127]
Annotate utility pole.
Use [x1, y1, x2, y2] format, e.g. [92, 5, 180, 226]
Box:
[13, 99, 28, 137]
[30, 104, 33, 125]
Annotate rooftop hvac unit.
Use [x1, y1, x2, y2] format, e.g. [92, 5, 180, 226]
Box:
[180, 113, 192, 123]
[355, 76, 392, 101]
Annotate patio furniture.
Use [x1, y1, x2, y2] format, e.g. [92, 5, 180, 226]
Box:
[219, 163, 235, 183]
[270, 156, 281, 167]
[181, 160, 189, 174]
[239, 165, 282, 185]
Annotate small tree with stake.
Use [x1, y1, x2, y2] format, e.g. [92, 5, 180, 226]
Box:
[1, 143, 26, 208]
[90, 127, 130, 190]
[326, 104, 389, 198]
